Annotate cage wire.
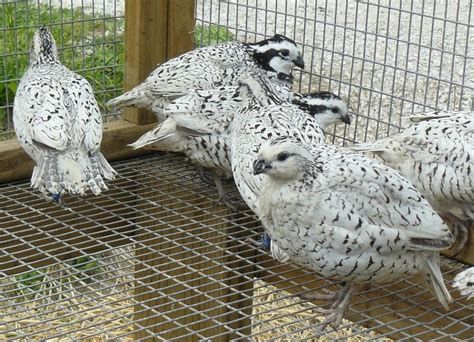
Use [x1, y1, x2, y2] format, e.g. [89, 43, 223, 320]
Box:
[0, 0, 473, 340]
[196, 0, 473, 146]
[0, 0, 125, 140]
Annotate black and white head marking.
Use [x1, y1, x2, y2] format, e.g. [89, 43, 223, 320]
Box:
[292, 91, 351, 127]
[249, 34, 304, 76]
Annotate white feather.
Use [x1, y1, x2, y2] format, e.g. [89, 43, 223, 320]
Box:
[13, 26, 116, 198]
[452, 267, 474, 299]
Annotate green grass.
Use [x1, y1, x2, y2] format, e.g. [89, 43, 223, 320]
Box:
[0, 2, 125, 132]
[9, 256, 102, 300]
[195, 24, 235, 47]
[0, 2, 234, 136]
[15, 270, 45, 293]
[70, 255, 100, 276]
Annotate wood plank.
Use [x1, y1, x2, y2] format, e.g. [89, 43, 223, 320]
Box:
[0, 120, 155, 184]
[167, 0, 195, 59]
[123, 0, 168, 124]
[0, 139, 33, 185]
[256, 254, 473, 340]
[122, 0, 195, 125]
[100, 120, 155, 161]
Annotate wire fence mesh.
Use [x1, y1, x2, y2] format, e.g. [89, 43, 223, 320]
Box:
[2, 0, 472, 143]
[0, 154, 472, 341]
[196, 0, 473, 146]
[0, 0, 125, 139]
[0, 0, 473, 340]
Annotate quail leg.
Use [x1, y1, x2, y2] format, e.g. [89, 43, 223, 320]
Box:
[212, 171, 247, 211]
[302, 282, 356, 332]
[451, 223, 469, 256]
[261, 233, 272, 250]
[245, 232, 271, 251]
[49, 192, 75, 212]
[196, 166, 215, 186]
[51, 192, 67, 205]
[301, 282, 349, 304]
[52, 193, 61, 203]
[245, 235, 290, 262]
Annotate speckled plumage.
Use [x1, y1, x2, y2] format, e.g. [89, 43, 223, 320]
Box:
[230, 71, 350, 259]
[452, 267, 474, 299]
[129, 81, 349, 189]
[129, 85, 251, 177]
[129, 81, 287, 174]
[229, 71, 453, 328]
[106, 34, 304, 121]
[13, 26, 116, 198]
[232, 75, 331, 208]
[353, 111, 474, 253]
[254, 139, 454, 326]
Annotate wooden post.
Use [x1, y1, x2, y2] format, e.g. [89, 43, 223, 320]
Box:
[131, 156, 256, 340]
[123, 0, 168, 125]
[126, 1, 253, 339]
[167, 0, 195, 59]
[123, 0, 195, 125]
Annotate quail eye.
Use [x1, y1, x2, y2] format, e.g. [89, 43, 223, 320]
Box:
[280, 49, 290, 57]
[277, 152, 289, 161]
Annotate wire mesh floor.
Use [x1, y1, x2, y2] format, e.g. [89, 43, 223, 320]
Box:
[0, 153, 472, 341]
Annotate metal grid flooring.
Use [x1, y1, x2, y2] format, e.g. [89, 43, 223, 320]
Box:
[0, 154, 472, 341]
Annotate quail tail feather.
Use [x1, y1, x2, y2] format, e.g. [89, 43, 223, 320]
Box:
[352, 140, 389, 153]
[95, 152, 117, 181]
[128, 119, 181, 152]
[31, 152, 61, 194]
[32, 149, 115, 196]
[410, 237, 453, 250]
[106, 88, 151, 109]
[407, 113, 452, 123]
[425, 254, 453, 310]
[128, 125, 166, 150]
[352, 140, 403, 165]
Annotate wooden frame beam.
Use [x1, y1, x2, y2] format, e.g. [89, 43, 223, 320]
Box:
[0, 120, 156, 184]
[123, 0, 195, 125]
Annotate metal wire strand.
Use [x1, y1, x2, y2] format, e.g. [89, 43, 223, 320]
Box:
[0, 153, 472, 341]
[1, 0, 473, 340]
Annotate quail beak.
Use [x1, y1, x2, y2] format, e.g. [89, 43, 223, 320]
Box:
[294, 54, 305, 69]
[253, 159, 272, 175]
[341, 114, 352, 125]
